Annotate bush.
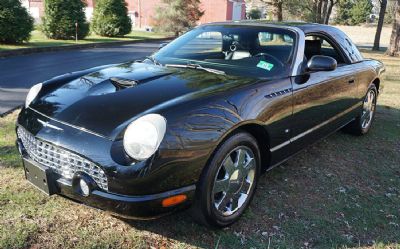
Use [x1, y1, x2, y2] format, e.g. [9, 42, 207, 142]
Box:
[335, 0, 355, 25]
[91, 0, 132, 37]
[42, 0, 89, 40]
[351, 0, 373, 25]
[248, 9, 262, 20]
[336, 0, 373, 25]
[0, 0, 34, 44]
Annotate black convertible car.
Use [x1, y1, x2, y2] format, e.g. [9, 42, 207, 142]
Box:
[16, 21, 385, 227]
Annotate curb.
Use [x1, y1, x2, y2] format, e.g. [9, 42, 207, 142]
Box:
[0, 105, 22, 118]
[0, 37, 173, 58]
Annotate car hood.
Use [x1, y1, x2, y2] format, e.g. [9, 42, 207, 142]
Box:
[30, 62, 259, 139]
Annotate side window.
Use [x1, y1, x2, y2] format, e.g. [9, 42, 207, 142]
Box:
[258, 33, 294, 46]
[175, 32, 222, 56]
[305, 35, 346, 65]
[344, 38, 364, 62]
[258, 33, 294, 62]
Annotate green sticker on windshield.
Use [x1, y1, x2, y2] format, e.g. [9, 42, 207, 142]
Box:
[257, 61, 274, 71]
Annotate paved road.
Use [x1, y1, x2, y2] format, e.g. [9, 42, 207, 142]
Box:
[0, 41, 163, 115]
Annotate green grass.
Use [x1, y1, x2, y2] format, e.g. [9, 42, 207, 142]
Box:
[0, 51, 399, 248]
[0, 29, 171, 51]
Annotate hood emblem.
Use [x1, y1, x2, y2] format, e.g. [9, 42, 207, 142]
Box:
[37, 119, 63, 131]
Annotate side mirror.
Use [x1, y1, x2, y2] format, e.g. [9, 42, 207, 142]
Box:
[307, 55, 337, 72]
[158, 43, 168, 50]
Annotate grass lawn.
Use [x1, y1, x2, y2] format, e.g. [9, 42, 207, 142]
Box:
[0, 29, 170, 51]
[0, 50, 399, 249]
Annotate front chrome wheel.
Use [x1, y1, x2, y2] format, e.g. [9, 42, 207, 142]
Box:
[212, 146, 256, 216]
[361, 89, 376, 129]
[191, 132, 260, 227]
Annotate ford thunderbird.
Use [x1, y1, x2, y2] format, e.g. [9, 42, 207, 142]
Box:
[16, 21, 385, 227]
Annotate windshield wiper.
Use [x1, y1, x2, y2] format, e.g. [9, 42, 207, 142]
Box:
[165, 63, 225, 75]
[144, 56, 162, 66]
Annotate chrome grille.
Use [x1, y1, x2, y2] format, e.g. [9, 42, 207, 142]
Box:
[17, 127, 108, 191]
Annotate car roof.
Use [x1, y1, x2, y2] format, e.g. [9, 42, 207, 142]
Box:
[204, 20, 341, 35]
[202, 20, 364, 64]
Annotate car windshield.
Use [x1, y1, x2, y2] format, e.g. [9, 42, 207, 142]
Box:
[152, 25, 297, 78]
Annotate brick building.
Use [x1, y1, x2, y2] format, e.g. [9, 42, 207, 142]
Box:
[21, 0, 246, 28]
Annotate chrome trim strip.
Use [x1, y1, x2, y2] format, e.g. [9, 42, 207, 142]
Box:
[270, 140, 291, 152]
[270, 103, 362, 152]
[37, 119, 63, 131]
[291, 103, 361, 142]
[28, 107, 110, 140]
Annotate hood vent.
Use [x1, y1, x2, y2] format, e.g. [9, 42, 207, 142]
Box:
[110, 77, 138, 89]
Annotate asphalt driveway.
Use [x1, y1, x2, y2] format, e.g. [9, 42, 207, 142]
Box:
[0, 41, 163, 115]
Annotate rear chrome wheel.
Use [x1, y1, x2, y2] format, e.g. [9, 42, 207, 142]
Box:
[361, 89, 376, 129]
[212, 146, 256, 216]
[191, 132, 260, 227]
[343, 85, 377, 135]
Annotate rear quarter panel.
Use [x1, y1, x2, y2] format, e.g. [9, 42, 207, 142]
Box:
[357, 59, 385, 98]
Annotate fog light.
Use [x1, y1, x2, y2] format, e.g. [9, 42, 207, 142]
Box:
[79, 179, 90, 196]
[72, 172, 96, 197]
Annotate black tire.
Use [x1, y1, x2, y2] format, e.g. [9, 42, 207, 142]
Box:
[344, 85, 378, 135]
[190, 132, 261, 227]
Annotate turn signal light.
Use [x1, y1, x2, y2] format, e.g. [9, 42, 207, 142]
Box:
[162, 194, 187, 207]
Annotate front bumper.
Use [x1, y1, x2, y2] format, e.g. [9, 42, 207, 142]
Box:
[57, 177, 196, 219]
[17, 139, 196, 219]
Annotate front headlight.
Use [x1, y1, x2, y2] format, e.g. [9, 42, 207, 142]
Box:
[25, 83, 42, 108]
[123, 114, 167, 161]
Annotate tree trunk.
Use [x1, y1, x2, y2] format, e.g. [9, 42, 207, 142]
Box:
[312, 1, 318, 23]
[277, 1, 283, 21]
[373, 0, 388, 51]
[316, 0, 323, 23]
[386, 0, 400, 56]
[324, 0, 334, 24]
[272, 1, 283, 21]
[324, 3, 331, 24]
[321, 0, 328, 24]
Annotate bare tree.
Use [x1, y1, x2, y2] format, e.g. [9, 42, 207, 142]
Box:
[324, 0, 339, 24]
[387, 0, 400, 56]
[298, 0, 338, 24]
[373, 0, 388, 51]
[260, 0, 337, 23]
[260, 0, 283, 21]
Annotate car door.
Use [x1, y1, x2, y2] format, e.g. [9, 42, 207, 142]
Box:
[290, 33, 359, 153]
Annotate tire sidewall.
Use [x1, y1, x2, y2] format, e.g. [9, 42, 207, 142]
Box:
[198, 132, 261, 227]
